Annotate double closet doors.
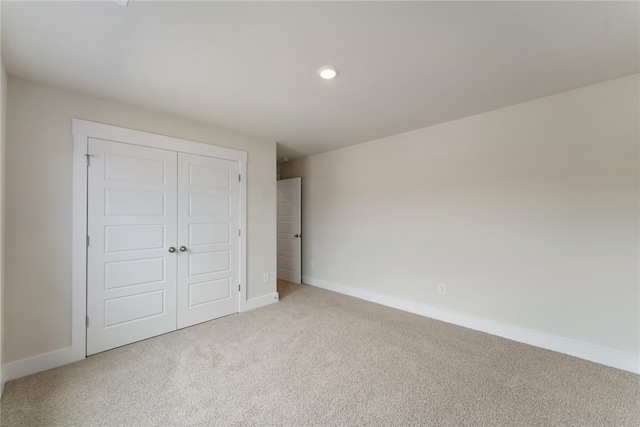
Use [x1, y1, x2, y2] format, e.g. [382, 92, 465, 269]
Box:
[86, 138, 240, 355]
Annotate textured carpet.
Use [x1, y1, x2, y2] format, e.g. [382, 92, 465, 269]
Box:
[1, 282, 638, 426]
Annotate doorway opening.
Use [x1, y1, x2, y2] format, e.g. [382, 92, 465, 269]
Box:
[276, 177, 301, 297]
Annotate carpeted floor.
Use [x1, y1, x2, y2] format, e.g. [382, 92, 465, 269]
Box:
[1, 282, 638, 426]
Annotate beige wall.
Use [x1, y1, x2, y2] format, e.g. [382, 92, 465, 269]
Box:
[5, 77, 277, 363]
[283, 75, 639, 356]
[0, 8, 6, 388]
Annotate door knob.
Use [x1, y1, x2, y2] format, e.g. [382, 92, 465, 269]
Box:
[179, 246, 188, 252]
[168, 247, 176, 253]
[294, 234, 301, 238]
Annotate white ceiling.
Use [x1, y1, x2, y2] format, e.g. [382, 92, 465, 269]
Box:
[2, 1, 638, 160]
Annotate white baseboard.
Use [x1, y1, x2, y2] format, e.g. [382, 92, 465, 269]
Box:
[3, 281, 635, 384]
[242, 292, 279, 311]
[1, 364, 6, 397]
[303, 275, 640, 374]
[2, 347, 75, 383]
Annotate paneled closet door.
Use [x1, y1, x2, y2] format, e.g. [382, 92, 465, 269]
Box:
[86, 139, 178, 356]
[176, 153, 240, 329]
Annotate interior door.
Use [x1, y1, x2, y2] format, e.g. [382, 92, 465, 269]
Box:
[177, 153, 240, 328]
[86, 138, 178, 356]
[277, 178, 301, 283]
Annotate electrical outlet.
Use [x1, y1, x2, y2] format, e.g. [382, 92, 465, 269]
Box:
[438, 283, 446, 295]
[263, 273, 269, 283]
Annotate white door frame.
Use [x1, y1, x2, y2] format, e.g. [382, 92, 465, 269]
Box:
[71, 119, 247, 362]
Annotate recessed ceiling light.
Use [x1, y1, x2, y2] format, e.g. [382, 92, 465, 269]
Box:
[318, 66, 339, 80]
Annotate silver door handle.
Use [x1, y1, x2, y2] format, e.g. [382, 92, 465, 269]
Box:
[179, 246, 188, 252]
[168, 247, 176, 253]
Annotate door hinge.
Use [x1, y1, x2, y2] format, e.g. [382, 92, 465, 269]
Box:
[85, 154, 94, 167]
[86, 316, 89, 327]
[238, 229, 241, 237]
[238, 284, 241, 292]
[238, 174, 241, 182]
[86, 235, 90, 246]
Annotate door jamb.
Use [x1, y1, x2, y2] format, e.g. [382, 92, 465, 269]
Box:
[71, 119, 248, 362]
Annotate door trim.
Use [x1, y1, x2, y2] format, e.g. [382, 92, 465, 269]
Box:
[72, 119, 247, 361]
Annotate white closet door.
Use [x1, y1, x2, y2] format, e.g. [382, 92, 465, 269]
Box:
[87, 139, 178, 355]
[177, 153, 240, 328]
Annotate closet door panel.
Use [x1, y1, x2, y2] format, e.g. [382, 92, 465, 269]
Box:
[86, 139, 178, 355]
[177, 153, 240, 328]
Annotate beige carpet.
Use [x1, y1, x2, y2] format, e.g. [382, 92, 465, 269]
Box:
[1, 282, 638, 426]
